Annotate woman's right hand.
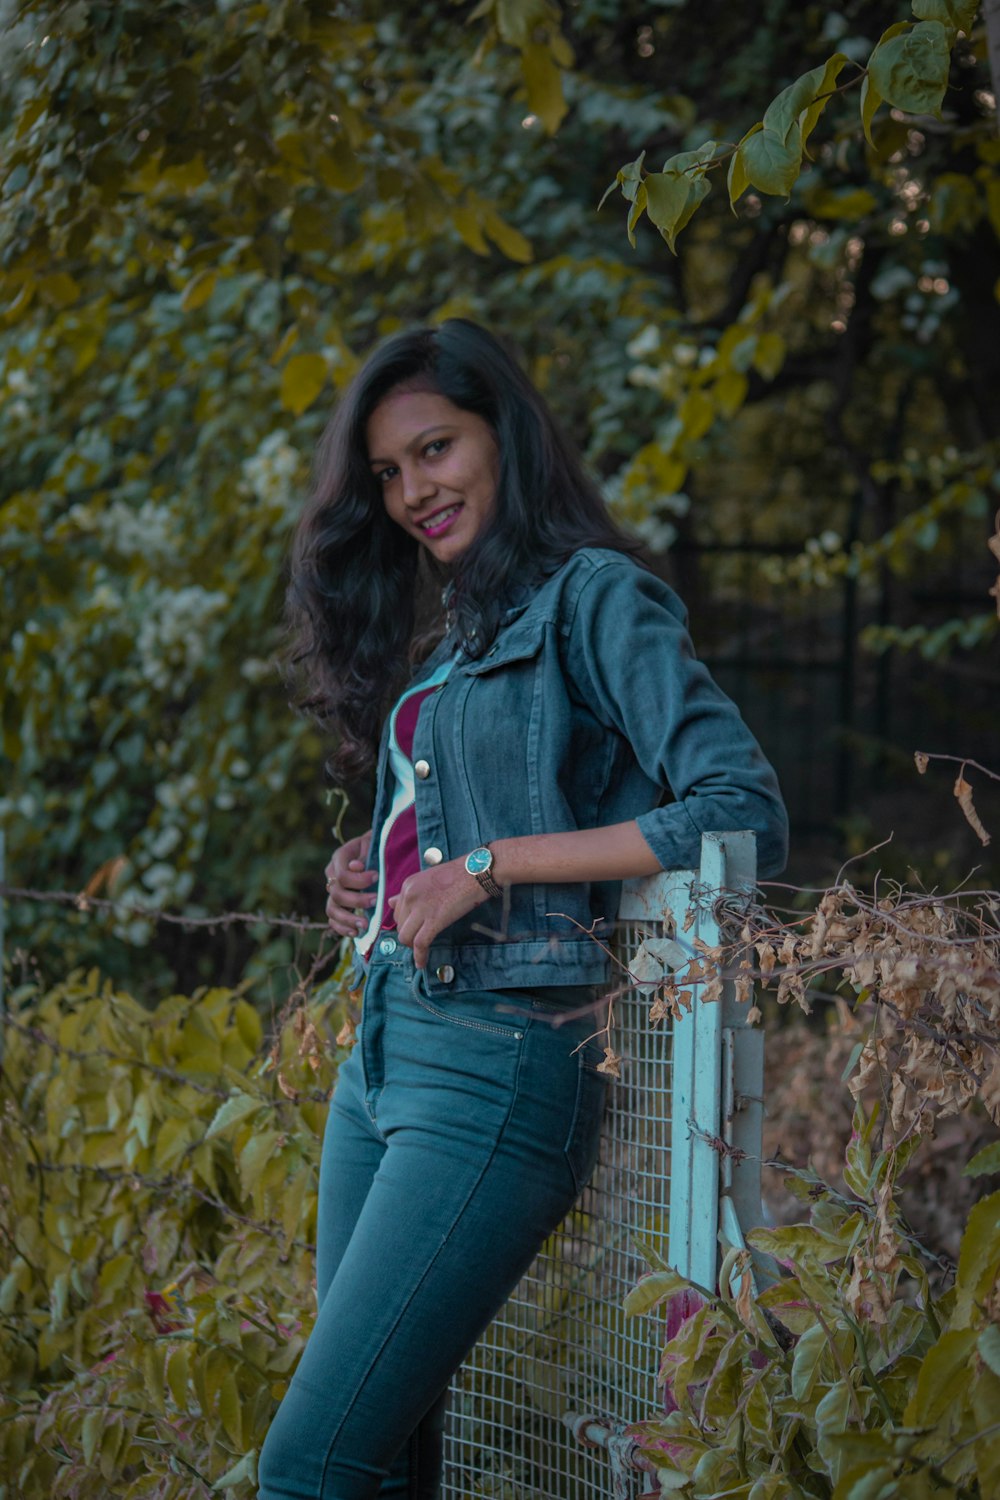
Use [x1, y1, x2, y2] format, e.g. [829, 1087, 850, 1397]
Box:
[324, 830, 376, 936]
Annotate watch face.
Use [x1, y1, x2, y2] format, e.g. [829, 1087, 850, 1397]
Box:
[466, 847, 492, 875]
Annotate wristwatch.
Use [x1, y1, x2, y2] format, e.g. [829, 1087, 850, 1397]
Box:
[464, 845, 502, 899]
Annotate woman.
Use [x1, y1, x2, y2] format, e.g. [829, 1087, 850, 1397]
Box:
[258, 319, 788, 1500]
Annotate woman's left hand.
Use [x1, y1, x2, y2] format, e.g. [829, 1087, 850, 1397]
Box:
[388, 861, 490, 970]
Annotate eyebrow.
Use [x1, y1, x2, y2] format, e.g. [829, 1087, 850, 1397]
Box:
[368, 425, 452, 466]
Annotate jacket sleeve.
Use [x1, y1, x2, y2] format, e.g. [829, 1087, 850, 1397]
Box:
[564, 558, 789, 878]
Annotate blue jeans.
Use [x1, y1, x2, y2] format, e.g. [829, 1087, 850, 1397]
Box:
[257, 939, 609, 1500]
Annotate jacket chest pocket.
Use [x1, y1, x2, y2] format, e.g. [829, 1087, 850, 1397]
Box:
[461, 618, 549, 676]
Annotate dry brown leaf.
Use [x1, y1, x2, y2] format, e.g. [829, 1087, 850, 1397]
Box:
[335, 1014, 357, 1048]
[597, 1046, 622, 1079]
[276, 1071, 300, 1102]
[914, 751, 929, 775]
[755, 942, 776, 978]
[954, 771, 991, 847]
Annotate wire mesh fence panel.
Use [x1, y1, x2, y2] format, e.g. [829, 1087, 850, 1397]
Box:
[441, 833, 759, 1500]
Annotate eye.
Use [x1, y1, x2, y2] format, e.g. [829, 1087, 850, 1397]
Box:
[374, 465, 398, 485]
[424, 437, 450, 458]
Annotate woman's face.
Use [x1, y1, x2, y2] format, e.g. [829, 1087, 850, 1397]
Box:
[366, 388, 500, 564]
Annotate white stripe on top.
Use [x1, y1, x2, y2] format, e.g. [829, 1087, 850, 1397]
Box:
[354, 653, 457, 957]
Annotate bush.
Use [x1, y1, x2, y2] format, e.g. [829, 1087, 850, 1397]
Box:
[625, 876, 1000, 1499]
[0, 965, 354, 1499]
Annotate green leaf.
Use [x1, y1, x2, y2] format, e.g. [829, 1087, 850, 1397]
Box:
[218, 1369, 243, 1448]
[623, 1267, 691, 1317]
[978, 1324, 1000, 1378]
[791, 1322, 828, 1400]
[740, 125, 802, 199]
[816, 1381, 854, 1476]
[868, 20, 951, 118]
[280, 353, 328, 416]
[800, 54, 849, 157]
[181, 269, 217, 312]
[644, 169, 711, 255]
[600, 150, 646, 209]
[206, 1091, 262, 1139]
[831, 1461, 898, 1500]
[954, 1190, 1000, 1325]
[911, 0, 979, 32]
[81, 1409, 103, 1466]
[627, 182, 648, 247]
[964, 1141, 1000, 1178]
[860, 26, 901, 147]
[238, 1127, 282, 1197]
[727, 128, 756, 208]
[763, 55, 848, 154]
[905, 1327, 977, 1423]
[213, 1450, 259, 1491]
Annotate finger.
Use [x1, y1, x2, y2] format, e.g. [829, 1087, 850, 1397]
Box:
[327, 892, 369, 932]
[414, 927, 430, 970]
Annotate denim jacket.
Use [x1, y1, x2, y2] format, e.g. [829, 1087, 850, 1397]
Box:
[347, 547, 788, 996]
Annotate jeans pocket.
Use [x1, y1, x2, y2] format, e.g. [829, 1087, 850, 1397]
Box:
[563, 1047, 609, 1197]
[409, 968, 526, 1042]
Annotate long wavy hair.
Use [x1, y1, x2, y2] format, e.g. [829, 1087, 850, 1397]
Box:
[281, 318, 644, 783]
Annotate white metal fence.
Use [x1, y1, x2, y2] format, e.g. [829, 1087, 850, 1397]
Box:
[441, 831, 763, 1500]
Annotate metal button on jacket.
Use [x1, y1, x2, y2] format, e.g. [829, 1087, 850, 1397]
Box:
[414, 759, 431, 780]
[435, 965, 455, 984]
[378, 936, 397, 956]
[423, 847, 443, 866]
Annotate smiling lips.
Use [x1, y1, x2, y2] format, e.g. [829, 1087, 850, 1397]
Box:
[417, 502, 463, 536]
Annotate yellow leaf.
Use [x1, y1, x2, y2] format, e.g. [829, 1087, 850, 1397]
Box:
[713, 369, 748, 417]
[521, 42, 568, 135]
[270, 324, 299, 367]
[153, 1115, 193, 1171]
[452, 201, 489, 255]
[165, 1344, 191, 1409]
[181, 269, 217, 312]
[483, 209, 533, 263]
[280, 353, 328, 416]
[315, 139, 364, 192]
[219, 1369, 243, 1448]
[679, 389, 715, 442]
[40, 272, 80, 308]
[81, 1409, 103, 1466]
[753, 331, 786, 379]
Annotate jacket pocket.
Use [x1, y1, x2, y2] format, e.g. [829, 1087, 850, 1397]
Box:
[461, 617, 549, 675]
[563, 1044, 609, 1196]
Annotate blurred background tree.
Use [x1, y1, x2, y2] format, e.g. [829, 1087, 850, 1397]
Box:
[1, 0, 998, 1003]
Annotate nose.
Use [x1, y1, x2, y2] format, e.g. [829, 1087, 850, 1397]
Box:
[401, 462, 436, 509]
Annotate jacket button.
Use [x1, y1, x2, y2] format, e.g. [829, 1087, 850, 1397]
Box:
[414, 759, 431, 779]
[423, 846, 443, 866]
[435, 965, 455, 983]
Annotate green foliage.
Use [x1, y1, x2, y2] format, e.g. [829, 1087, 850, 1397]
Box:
[605, 0, 984, 245]
[626, 1107, 1000, 1498]
[0, 964, 354, 1498]
[3, 0, 998, 1004]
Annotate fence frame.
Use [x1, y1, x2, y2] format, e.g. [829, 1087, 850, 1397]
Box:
[441, 829, 765, 1499]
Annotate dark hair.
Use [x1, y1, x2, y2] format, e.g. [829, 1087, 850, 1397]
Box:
[281, 318, 643, 783]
